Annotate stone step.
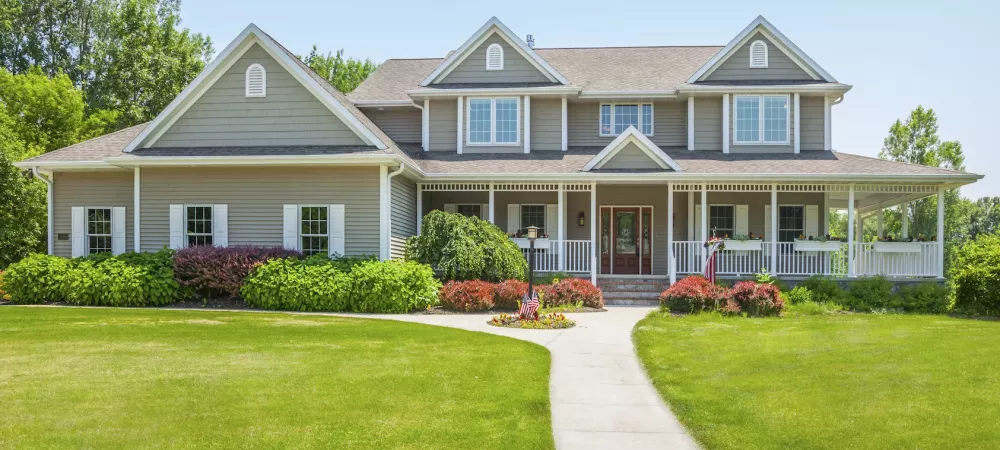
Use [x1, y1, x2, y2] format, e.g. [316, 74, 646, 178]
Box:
[602, 291, 662, 300]
[600, 285, 665, 293]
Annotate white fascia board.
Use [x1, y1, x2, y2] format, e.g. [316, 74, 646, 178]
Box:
[578, 90, 678, 99]
[419, 17, 569, 86]
[679, 83, 853, 94]
[420, 172, 983, 184]
[406, 86, 580, 97]
[687, 16, 837, 83]
[104, 154, 398, 167]
[583, 126, 682, 171]
[353, 100, 419, 107]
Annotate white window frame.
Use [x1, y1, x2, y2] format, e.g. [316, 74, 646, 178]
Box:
[245, 63, 266, 98]
[708, 204, 736, 238]
[749, 40, 769, 68]
[299, 205, 331, 256]
[733, 94, 789, 145]
[85, 206, 113, 255]
[486, 43, 504, 71]
[184, 205, 214, 248]
[778, 204, 805, 242]
[519, 203, 546, 236]
[466, 97, 520, 146]
[598, 103, 654, 137]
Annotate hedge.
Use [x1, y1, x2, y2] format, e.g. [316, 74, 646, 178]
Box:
[174, 246, 302, 298]
[3, 254, 74, 304]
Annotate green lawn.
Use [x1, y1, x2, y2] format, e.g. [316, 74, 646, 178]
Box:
[634, 312, 1000, 449]
[0, 307, 553, 449]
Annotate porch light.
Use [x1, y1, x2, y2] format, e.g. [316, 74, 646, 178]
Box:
[578, 212, 585, 227]
[526, 226, 539, 240]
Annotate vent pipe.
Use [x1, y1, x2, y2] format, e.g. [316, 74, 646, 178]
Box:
[526, 35, 535, 48]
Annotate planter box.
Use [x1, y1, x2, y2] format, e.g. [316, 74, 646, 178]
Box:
[794, 240, 843, 252]
[723, 239, 762, 251]
[512, 238, 551, 250]
[874, 242, 924, 253]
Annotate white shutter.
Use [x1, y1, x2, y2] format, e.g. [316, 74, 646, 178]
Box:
[213, 204, 228, 247]
[330, 204, 345, 257]
[507, 204, 520, 234]
[805, 205, 819, 239]
[71, 207, 86, 257]
[735, 205, 749, 237]
[169, 204, 184, 249]
[546, 204, 558, 238]
[694, 205, 703, 241]
[481, 204, 489, 220]
[283, 204, 299, 251]
[764, 205, 772, 242]
[112, 207, 126, 255]
[443, 203, 457, 214]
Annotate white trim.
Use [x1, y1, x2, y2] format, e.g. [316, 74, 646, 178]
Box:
[105, 154, 398, 167]
[824, 95, 832, 151]
[598, 102, 654, 137]
[687, 97, 695, 151]
[579, 90, 677, 99]
[679, 83, 852, 94]
[353, 100, 416, 107]
[590, 182, 596, 284]
[244, 63, 266, 97]
[561, 97, 568, 151]
[82, 206, 114, 255]
[732, 94, 791, 146]
[486, 43, 504, 71]
[182, 204, 215, 247]
[687, 15, 836, 83]
[31, 168, 54, 254]
[722, 94, 730, 153]
[420, 17, 568, 86]
[749, 40, 768, 68]
[465, 97, 521, 147]
[793, 93, 801, 154]
[583, 126, 682, 172]
[407, 86, 579, 97]
[124, 24, 388, 152]
[379, 165, 388, 260]
[133, 168, 141, 252]
[422, 99, 430, 151]
[456, 96, 463, 154]
[523, 96, 531, 153]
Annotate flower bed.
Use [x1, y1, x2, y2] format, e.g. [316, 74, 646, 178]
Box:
[488, 312, 576, 329]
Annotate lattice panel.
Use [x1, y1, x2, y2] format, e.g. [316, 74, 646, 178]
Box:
[494, 183, 561, 192]
[854, 184, 938, 194]
[564, 183, 593, 192]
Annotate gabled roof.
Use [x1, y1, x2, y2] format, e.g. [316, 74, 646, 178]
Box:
[123, 23, 390, 152]
[583, 127, 682, 171]
[419, 17, 569, 86]
[687, 16, 836, 83]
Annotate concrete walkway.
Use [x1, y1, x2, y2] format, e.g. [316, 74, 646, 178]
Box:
[340, 307, 698, 450]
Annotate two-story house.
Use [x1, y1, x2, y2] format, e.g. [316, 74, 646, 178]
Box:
[17, 16, 982, 291]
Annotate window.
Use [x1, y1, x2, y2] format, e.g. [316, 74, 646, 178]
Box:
[779, 206, 804, 242]
[749, 40, 768, 68]
[300, 206, 329, 256]
[86, 208, 112, 255]
[245, 63, 266, 97]
[734, 95, 788, 145]
[599, 103, 653, 137]
[709, 205, 735, 238]
[457, 204, 481, 218]
[520, 205, 545, 237]
[486, 43, 503, 70]
[185, 206, 213, 247]
[466, 97, 519, 145]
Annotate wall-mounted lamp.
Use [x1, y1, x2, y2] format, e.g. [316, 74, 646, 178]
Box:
[578, 212, 586, 226]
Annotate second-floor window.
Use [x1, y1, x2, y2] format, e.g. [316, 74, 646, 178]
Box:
[734, 95, 789, 145]
[599, 103, 653, 137]
[468, 97, 519, 145]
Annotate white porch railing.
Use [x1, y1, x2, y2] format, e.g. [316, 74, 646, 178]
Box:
[522, 240, 592, 273]
[855, 242, 939, 277]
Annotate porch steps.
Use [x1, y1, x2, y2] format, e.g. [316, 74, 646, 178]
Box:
[598, 279, 668, 307]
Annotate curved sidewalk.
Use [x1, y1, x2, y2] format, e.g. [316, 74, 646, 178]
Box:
[349, 307, 698, 450]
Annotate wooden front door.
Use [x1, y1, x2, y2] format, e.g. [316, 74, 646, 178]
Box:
[600, 206, 653, 275]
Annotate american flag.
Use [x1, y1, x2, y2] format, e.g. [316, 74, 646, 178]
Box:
[703, 240, 724, 284]
[519, 293, 539, 320]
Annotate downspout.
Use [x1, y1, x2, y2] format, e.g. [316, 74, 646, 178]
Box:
[411, 100, 426, 151]
[384, 163, 406, 259]
[31, 167, 54, 255]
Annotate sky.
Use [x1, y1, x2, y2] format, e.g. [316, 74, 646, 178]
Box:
[178, 0, 998, 199]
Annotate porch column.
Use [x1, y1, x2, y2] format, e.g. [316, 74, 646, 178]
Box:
[590, 182, 597, 284]
[488, 183, 495, 224]
[848, 184, 856, 277]
[722, 94, 730, 154]
[700, 185, 707, 270]
[667, 183, 674, 283]
[937, 187, 945, 278]
[456, 96, 463, 154]
[687, 191, 694, 240]
[416, 183, 423, 234]
[558, 182, 565, 271]
[901, 201, 909, 238]
[770, 184, 778, 273]
[877, 208, 884, 238]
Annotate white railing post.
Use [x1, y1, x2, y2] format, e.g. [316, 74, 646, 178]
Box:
[937, 187, 945, 278]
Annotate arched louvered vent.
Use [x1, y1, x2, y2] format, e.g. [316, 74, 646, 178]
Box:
[749, 40, 768, 68]
[245, 63, 266, 97]
[486, 43, 503, 71]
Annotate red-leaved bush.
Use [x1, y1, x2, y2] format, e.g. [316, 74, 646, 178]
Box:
[540, 278, 604, 308]
[494, 279, 528, 310]
[439, 280, 496, 312]
[659, 276, 730, 313]
[174, 246, 302, 297]
[729, 281, 784, 316]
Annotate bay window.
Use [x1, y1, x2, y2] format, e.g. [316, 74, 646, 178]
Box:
[467, 97, 519, 145]
[734, 95, 789, 145]
[600, 103, 653, 137]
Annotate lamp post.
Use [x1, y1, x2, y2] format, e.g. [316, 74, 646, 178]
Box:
[525, 226, 538, 304]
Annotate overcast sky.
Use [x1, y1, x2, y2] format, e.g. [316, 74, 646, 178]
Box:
[179, 0, 997, 199]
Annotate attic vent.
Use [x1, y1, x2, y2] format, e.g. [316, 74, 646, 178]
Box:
[749, 40, 768, 68]
[486, 43, 503, 71]
[245, 63, 266, 97]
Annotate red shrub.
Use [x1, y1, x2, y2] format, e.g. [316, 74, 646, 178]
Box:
[494, 279, 528, 310]
[541, 278, 603, 308]
[174, 246, 302, 298]
[729, 281, 785, 316]
[659, 276, 730, 313]
[439, 280, 496, 312]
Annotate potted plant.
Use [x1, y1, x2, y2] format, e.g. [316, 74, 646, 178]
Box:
[794, 234, 843, 252]
[723, 232, 762, 251]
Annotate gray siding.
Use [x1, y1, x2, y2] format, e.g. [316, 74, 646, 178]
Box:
[799, 95, 825, 150]
[153, 44, 366, 148]
[365, 107, 421, 144]
[140, 167, 380, 256]
[567, 100, 687, 148]
[704, 32, 814, 82]
[390, 176, 417, 259]
[530, 98, 562, 151]
[600, 142, 662, 170]
[428, 99, 457, 151]
[693, 97, 722, 151]
[52, 170, 134, 258]
[438, 33, 551, 84]
[729, 93, 796, 153]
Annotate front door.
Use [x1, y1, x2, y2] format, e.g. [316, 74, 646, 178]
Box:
[600, 206, 653, 275]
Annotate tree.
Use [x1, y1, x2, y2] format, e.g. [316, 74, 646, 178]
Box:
[0, 106, 47, 268]
[405, 211, 527, 282]
[969, 197, 1000, 239]
[300, 46, 378, 93]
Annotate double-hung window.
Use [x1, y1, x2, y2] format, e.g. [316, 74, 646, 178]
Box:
[467, 97, 519, 145]
[599, 103, 653, 137]
[86, 208, 113, 255]
[734, 95, 789, 145]
[457, 204, 482, 218]
[779, 206, 804, 242]
[709, 205, 735, 238]
[185, 206, 213, 247]
[520, 204, 546, 237]
[300, 206, 329, 256]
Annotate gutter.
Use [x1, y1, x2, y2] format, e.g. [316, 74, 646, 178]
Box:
[31, 167, 54, 255]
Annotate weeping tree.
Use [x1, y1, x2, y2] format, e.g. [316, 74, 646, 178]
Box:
[405, 211, 526, 282]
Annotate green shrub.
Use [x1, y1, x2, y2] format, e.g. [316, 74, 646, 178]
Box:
[891, 283, 952, 314]
[535, 272, 573, 285]
[63, 259, 145, 306]
[405, 211, 526, 282]
[844, 276, 894, 311]
[952, 233, 1000, 316]
[783, 286, 813, 305]
[2, 254, 73, 303]
[798, 275, 846, 303]
[303, 253, 377, 273]
[348, 260, 440, 313]
[754, 268, 789, 292]
[241, 258, 351, 311]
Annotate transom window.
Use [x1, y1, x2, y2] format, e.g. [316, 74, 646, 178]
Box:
[185, 206, 213, 247]
[600, 103, 653, 137]
[779, 206, 804, 242]
[300, 206, 329, 256]
[709, 205, 735, 238]
[734, 95, 788, 145]
[457, 204, 482, 218]
[467, 97, 519, 145]
[520, 205, 546, 237]
[86, 208, 112, 255]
